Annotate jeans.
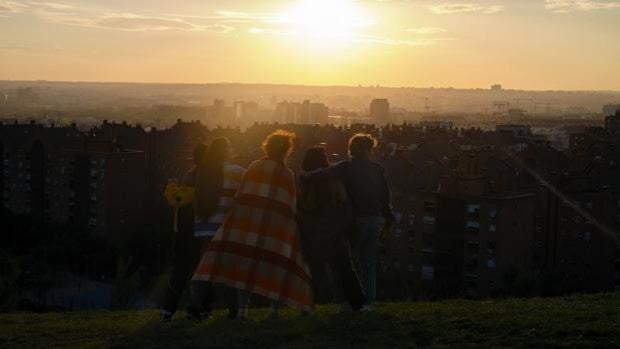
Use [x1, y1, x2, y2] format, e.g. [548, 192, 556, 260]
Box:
[190, 280, 240, 317]
[162, 213, 204, 314]
[353, 216, 385, 305]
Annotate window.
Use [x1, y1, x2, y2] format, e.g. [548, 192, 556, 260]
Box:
[465, 257, 478, 271]
[488, 206, 498, 219]
[466, 220, 480, 228]
[424, 201, 436, 214]
[423, 216, 436, 225]
[467, 203, 480, 219]
[422, 251, 433, 265]
[408, 214, 415, 225]
[488, 242, 496, 255]
[486, 259, 496, 269]
[408, 247, 414, 255]
[394, 212, 402, 224]
[489, 224, 496, 232]
[466, 221, 480, 235]
[423, 233, 434, 248]
[421, 266, 434, 280]
[466, 241, 479, 254]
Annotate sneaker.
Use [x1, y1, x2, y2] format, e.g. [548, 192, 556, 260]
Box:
[360, 305, 373, 313]
[268, 310, 281, 320]
[186, 307, 211, 322]
[237, 307, 248, 319]
[160, 309, 173, 322]
[339, 302, 352, 314]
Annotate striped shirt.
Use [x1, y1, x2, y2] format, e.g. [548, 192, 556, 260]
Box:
[194, 162, 245, 237]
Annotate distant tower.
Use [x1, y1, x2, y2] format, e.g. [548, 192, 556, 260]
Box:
[491, 84, 502, 92]
[370, 98, 390, 126]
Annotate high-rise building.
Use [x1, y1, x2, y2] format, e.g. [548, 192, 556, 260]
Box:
[603, 104, 620, 117]
[273, 100, 329, 124]
[309, 102, 329, 125]
[234, 101, 259, 129]
[370, 98, 390, 126]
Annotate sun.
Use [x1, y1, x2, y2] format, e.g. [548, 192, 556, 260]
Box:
[279, 0, 373, 46]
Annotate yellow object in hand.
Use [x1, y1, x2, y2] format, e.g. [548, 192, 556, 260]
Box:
[164, 181, 195, 233]
[164, 182, 195, 208]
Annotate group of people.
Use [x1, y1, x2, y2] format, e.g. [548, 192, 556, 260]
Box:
[161, 130, 394, 322]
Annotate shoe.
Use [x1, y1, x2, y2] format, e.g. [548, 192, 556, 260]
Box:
[268, 310, 281, 320]
[236, 307, 248, 319]
[186, 307, 211, 322]
[360, 305, 373, 313]
[160, 309, 173, 322]
[339, 302, 352, 314]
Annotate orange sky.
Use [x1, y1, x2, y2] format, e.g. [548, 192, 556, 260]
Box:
[1, 0, 619, 90]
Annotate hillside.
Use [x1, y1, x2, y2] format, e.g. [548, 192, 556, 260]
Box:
[1, 293, 619, 348]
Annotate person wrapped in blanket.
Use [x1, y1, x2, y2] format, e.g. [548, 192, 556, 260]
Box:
[193, 130, 314, 318]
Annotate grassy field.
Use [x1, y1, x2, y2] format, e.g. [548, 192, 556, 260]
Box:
[0, 293, 619, 348]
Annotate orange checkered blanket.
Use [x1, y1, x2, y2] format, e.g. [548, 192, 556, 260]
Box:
[192, 158, 313, 312]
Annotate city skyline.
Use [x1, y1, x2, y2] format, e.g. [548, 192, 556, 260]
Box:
[1, 0, 620, 90]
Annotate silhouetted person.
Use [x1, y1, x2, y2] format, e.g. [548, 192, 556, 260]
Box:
[298, 146, 367, 311]
[304, 133, 394, 311]
[160, 143, 207, 322]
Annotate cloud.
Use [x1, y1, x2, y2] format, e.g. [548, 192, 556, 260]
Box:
[87, 14, 234, 32]
[545, 0, 620, 12]
[0, 0, 28, 16]
[29, 2, 73, 10]
[0, 45, 30, 51]
[429, 3, 504, 14]
[213, 11, 285, 24]
[0, 1, 234, 32]
[0, 1, 455, 47]
[247, 27, 296, 36]
[356, 35, 455, 46]
[406, 27, 448, 34]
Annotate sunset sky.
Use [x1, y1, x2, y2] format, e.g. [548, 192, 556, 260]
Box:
[1, 0, 619, 90]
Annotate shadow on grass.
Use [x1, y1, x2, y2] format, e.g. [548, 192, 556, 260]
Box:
[106, 309, 410, 349]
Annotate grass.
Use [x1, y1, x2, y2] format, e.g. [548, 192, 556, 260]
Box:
[1, 293, 619, 348]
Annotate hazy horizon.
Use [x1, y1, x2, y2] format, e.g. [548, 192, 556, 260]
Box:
[3, 79, 620, 93]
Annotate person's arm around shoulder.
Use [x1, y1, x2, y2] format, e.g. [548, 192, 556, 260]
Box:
[302, 160, 349, 179]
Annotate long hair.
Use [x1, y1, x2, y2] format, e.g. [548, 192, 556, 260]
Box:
[195, 137, 231, 220]
[299, 146, 333, 212]
[302, 146, 329, 172]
